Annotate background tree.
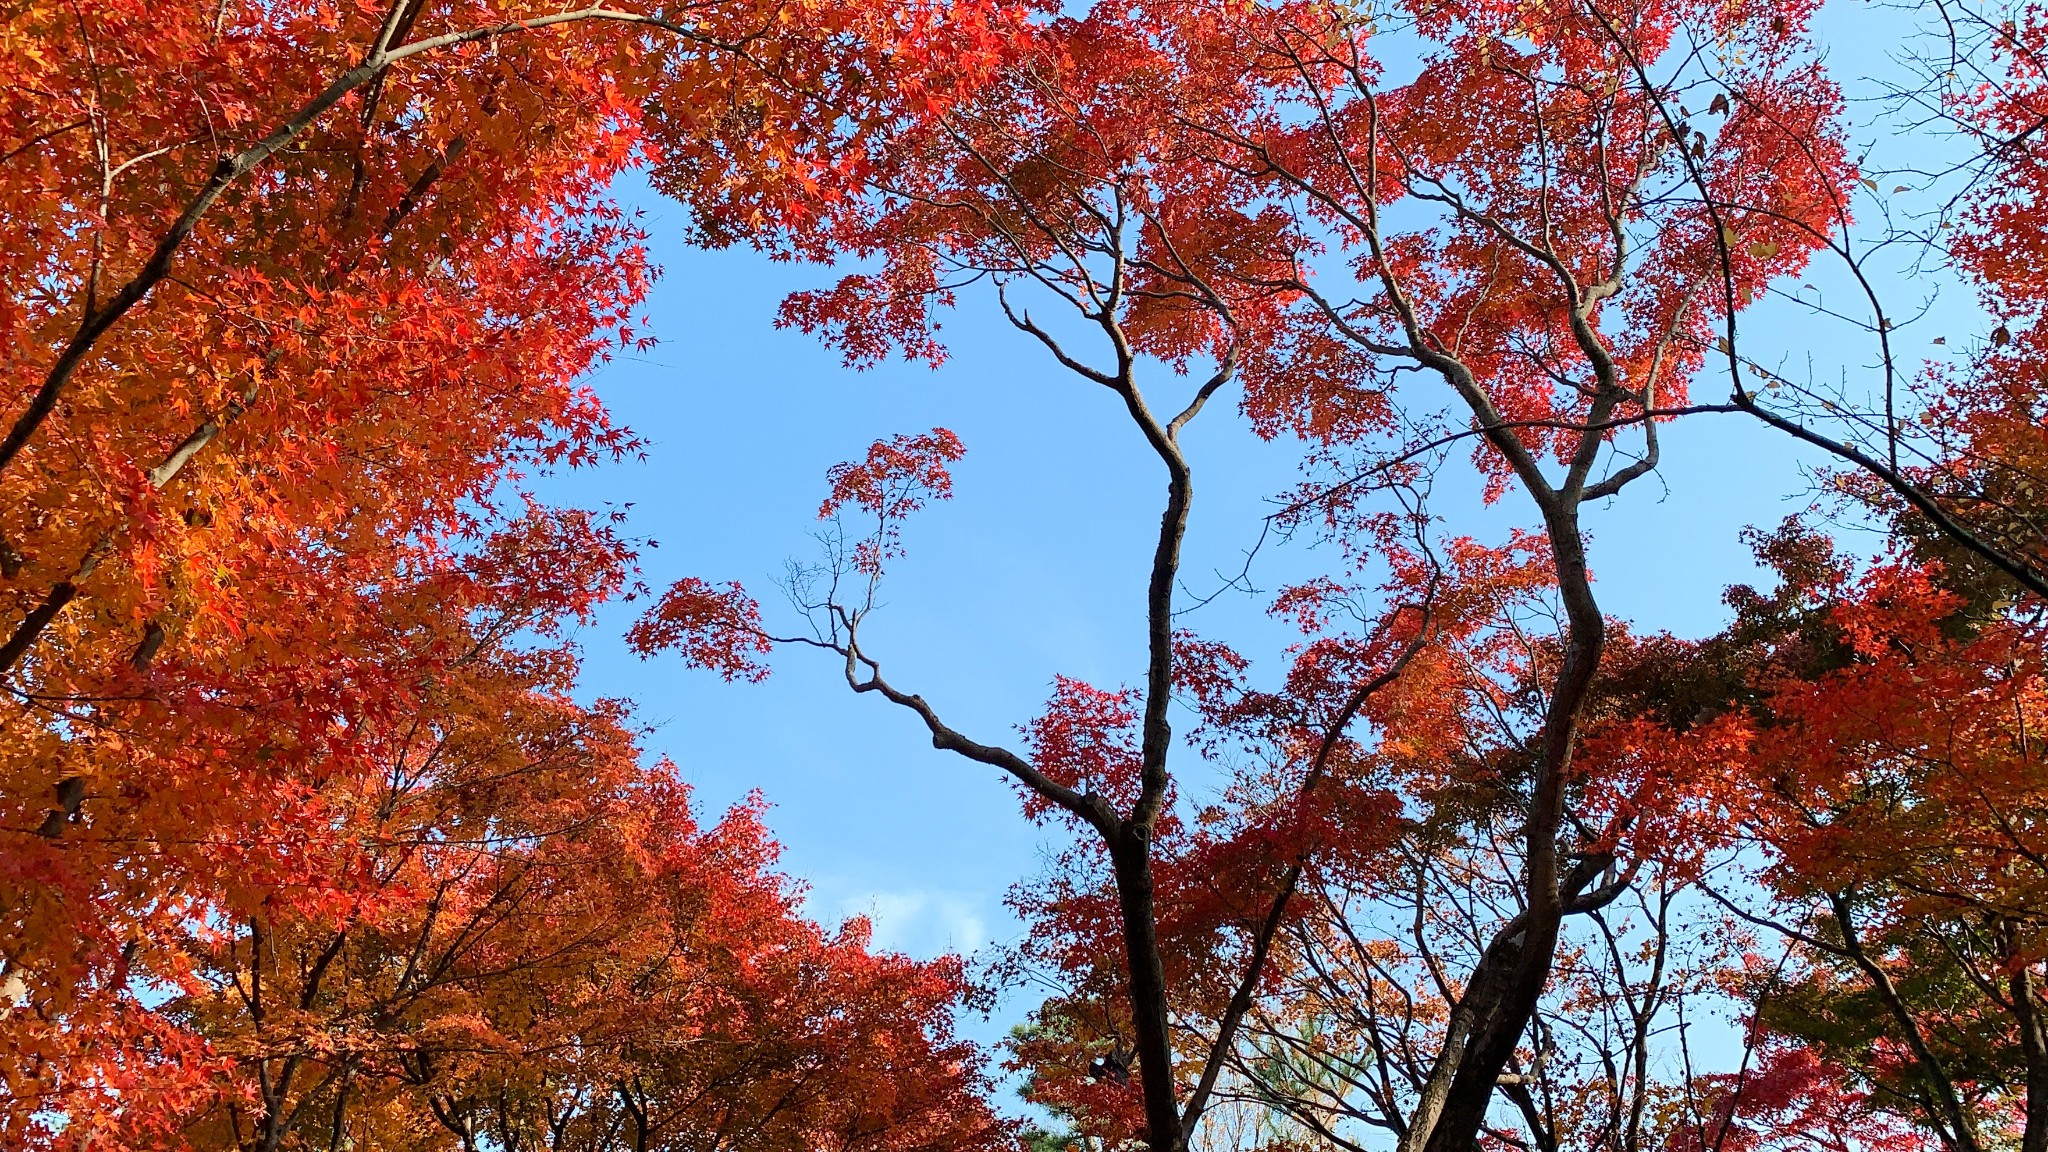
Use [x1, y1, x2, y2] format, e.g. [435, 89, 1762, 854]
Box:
[1593, 517, 2048, 1152]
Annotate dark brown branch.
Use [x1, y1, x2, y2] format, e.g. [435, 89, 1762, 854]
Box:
[1179, 599, 1437, 1134]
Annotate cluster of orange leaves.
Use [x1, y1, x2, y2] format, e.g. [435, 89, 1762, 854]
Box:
[1, 0, 1025, 1146]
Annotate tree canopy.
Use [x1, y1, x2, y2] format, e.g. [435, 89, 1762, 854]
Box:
[8, 0, 2048, 1150]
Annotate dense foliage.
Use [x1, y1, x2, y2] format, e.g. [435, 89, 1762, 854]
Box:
[10, 0, 2048, 1150]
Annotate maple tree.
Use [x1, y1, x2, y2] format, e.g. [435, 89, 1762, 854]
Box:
[1, 0, 1021, 1144]
[163, 710, 1002, 1152]
[1582, 515, 2048, 1152]
[635, 2, 1859, 1150]
[2, 488, 1006, 1149]
[1575, 5, 2048, 1147]
[17, 0, 2048, 1147]
[1648, 0, 2048, 605]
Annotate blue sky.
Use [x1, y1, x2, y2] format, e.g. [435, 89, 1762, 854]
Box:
[546, 213, 1814, 954]
[533, 0, 1976, 1058]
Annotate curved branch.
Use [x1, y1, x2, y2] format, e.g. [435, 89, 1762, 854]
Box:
[1180, 597, 1438, 1136]
[838, 642, 1119, 838]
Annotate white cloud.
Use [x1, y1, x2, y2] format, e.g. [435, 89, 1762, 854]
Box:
[832, 888, 989, 958]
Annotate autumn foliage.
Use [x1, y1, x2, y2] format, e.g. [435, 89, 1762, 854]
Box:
[14, 0, 2048, 1149]
[1, 0, 1015, 1145]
